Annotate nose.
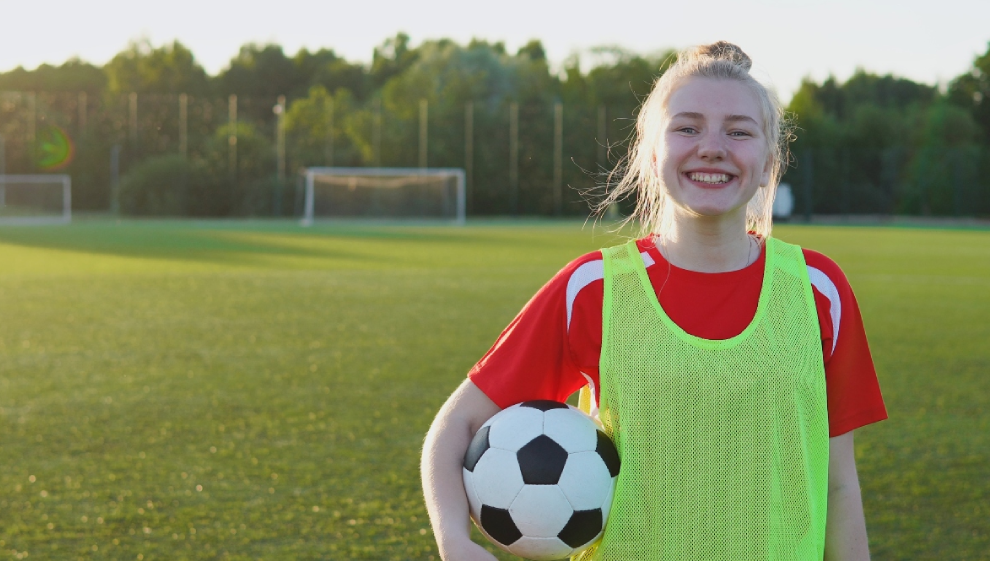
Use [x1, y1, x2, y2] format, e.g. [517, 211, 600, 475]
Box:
[697, 130, 726, 161]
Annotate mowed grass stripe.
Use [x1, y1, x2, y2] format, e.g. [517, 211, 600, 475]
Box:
[0, 221, 985, 559]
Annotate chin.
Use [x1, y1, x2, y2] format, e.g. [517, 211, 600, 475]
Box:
[677, 202, 747, 219]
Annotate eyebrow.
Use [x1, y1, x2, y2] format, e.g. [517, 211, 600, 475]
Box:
[671, 112, 759, 125]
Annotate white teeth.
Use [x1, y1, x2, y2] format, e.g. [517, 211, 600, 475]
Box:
[688, 172, 731, 184]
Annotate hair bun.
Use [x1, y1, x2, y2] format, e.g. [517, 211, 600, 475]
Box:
[692, 41, 752, 71]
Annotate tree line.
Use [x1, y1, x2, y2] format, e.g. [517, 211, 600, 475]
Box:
[0, 35, 988, 218]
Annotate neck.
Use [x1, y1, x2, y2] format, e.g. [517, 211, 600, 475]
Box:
[657, 211, 756, 273]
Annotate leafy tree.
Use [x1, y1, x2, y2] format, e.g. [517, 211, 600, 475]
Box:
[784, 71, 943, 215]
[370, 33, 420, 89]
[0, 59, 106, 93]
[947, 41, 990, 141]
[104, 39, 210, 95]
[284, 85, 359, 168]
[294, 48, 369, 100]
[905, 103, 981, 214]
[217, 44, 302, 99]
[172, 121, 277, 216]
[562, 47, 671, 108]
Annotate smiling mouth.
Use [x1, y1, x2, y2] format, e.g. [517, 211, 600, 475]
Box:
[687, 172, 734, 185]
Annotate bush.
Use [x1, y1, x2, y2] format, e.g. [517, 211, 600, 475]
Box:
[119, 154, 199, 216]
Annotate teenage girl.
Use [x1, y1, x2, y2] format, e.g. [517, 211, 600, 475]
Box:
[421, 42, 887, 561]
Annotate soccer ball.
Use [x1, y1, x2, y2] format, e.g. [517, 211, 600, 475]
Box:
[462, 400, 620, 560]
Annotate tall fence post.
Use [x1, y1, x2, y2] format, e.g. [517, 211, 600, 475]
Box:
[952, 148, 962, 217]
[465, 101, 473, 214]
[275, 95, 286, 216]
[228, 94, 237, 180]
[553, 101, 563, 216]
[372, 98, 382, 167]
[27, 92, 36, 171]
[128, 92, 138, 150]
[802, 150, 813, 222]
[78, 91, 87, 136]
[597, 105, 607, 169]
[419, 98, 428, 169]
[110, 144, 121, 215]
[841, 149, 850, 219]
[179, 94, 188, 159]
[509, 102, 519, 216]
[325, 95, 334, 166]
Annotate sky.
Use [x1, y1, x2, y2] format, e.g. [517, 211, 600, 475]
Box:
[1, 0, 989, 101]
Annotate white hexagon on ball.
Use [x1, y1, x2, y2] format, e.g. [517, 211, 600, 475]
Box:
[543, 407, 599, 453]
[487, 405, 545, 451]
[472, 448, 524, 509]
[558, 450, 614, 510]
[510, 536, 575, 561]
[509, 484, 573, 537]
[462, 467, 483, 521]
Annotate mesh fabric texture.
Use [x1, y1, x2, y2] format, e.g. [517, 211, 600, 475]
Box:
[575, 238, 829, 561]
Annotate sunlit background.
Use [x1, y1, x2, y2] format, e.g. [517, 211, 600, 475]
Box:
[2, 0, 990, 100]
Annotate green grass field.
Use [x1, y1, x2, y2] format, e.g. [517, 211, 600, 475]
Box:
[0, 220, 986, 560]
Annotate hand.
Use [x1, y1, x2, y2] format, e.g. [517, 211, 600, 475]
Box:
[439, 539, 499, 561]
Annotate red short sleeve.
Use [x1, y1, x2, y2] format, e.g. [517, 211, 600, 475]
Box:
[468, 252, 600, 408]
[804, 250, 888, 436]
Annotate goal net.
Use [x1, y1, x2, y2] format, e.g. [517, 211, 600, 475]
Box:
[0, 175, 71, 224]
[300, 167, 465, 226]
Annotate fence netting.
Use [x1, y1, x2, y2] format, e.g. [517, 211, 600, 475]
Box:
[1, 91, 988, 219]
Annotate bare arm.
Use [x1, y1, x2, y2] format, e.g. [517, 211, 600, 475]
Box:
[824, 431, 871, 561]
[421, 379, 502, 561]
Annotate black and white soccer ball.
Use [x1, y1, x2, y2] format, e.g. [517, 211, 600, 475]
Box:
[462, 400, 620, 560]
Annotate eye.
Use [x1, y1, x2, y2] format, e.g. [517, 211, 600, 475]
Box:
[675, 126, 698, 134]
[728, 130, 752, 138]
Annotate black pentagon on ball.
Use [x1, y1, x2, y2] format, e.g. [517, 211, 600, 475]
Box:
[596, 430, 621, 478]
[519, 400, 568, 411]
[516, 434, 569, 484]
[480, 504, 522, 545]
[558, 509, 603, 548]
[463, 425, 490, 472]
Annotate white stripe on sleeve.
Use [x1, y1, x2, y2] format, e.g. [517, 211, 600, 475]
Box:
[807, 266, 841, 355]
[565, 251, 654, 330]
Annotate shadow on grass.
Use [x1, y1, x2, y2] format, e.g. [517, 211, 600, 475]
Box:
[0, 219, 596, 268]
[0, 220, 384, 267]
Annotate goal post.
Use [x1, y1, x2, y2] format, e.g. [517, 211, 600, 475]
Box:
[301, 167, 466, 226]
[0, 174, 71, 224]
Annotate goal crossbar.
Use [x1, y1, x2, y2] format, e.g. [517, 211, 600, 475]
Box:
[0, 174, 72, 224]
[301, 167, 466, 226]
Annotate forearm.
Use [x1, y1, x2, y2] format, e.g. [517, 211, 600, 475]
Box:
[421, 380, 501, 559]
[823, 432, 871, 561]
[421, 405, 476, 554]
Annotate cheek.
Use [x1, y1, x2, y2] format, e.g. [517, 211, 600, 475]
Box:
[656, 140, 686, 177]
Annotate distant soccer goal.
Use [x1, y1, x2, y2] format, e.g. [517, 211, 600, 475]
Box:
[0, 175, 71, 224]
[300, 167, 465, 226]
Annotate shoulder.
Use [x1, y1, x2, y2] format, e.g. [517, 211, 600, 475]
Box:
[560, 239, 658, 328]
[797, 247, 859, 357]
[801, 248, 854, 303]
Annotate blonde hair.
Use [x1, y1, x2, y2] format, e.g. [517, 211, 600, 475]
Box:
[600, 41, 793, 241]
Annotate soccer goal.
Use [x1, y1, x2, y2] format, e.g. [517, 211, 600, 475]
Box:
[300, 167, 465, 226]
[0, 175, 72, 224]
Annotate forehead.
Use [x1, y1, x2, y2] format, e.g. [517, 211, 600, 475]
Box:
[664, 77, 763, 124]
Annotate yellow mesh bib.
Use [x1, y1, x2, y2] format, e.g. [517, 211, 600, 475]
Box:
[576, 238, 829, 561]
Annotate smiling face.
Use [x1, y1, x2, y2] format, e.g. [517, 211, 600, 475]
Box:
[657, 76, 772, 223]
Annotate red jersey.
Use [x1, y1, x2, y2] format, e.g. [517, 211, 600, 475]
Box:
[469, 237, 887, 437]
